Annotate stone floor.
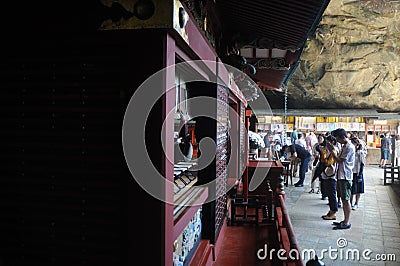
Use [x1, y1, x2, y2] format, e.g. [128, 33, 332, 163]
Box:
[284, 165, 400, 266]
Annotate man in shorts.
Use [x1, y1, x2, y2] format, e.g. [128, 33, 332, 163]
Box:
[327, 128, 355, 230]
[379, 132, 392, 168]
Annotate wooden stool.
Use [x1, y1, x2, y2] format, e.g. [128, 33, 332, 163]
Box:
[384, 165, 400, 185]
[281, 160, 293, 186]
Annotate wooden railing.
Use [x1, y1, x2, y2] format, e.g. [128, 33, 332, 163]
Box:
[275, 193, 304, 266]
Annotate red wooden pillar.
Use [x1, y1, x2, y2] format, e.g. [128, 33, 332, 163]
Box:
[243, 110, 252, 201]
[163, 33, 176, 266]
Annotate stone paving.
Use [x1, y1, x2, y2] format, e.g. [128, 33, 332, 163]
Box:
[283, 165, 400, 266]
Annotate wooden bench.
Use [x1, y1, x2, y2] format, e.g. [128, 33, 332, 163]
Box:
[384, 165, 400, 185]
[281, 160, 293, 187]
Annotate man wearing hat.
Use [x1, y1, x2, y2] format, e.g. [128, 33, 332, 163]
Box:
[327, 128, 355, 230]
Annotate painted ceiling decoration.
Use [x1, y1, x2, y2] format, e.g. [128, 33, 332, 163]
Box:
[88, 0, 331, 95]
[4, 0, 333, 105]
[214, 0, 331, 91]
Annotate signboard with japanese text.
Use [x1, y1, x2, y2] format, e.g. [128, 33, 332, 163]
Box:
[366, 125, 375, 132]
[381, 125, 389, 132]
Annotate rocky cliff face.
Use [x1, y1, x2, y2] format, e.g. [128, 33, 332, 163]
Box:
[266, 0, 400, 112]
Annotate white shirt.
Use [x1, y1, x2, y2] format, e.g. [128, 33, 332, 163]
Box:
[295, 138, 306, 148]
[336, 141, 355, 181]
[353, 149, 366, 174]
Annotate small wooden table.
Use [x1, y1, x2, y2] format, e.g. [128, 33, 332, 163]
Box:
[245, 159, 284, 200]
[231, 159, 284, 224]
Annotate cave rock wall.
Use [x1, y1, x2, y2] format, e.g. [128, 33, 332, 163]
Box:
[288, 0, 400, 111]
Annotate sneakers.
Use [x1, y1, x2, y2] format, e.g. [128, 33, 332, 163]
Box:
[294, 183, 304, 187]
[352, 204, 358, 210]
[308, 189, 314, 193]
[332, 221, 344, 226]
[333, 222, 351, 230]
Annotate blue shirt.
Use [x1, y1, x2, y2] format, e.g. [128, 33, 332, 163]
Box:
[289, 144, 311, 160]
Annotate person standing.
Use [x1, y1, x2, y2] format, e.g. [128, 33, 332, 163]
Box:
[350, 137, 367, 210]
[309, 134, 325, 194]
[263, 131, 272, 159]
[310, 131, 318, 148]
[321, 136, 340, 220]
[291, 127, 298, 145]
[272, 131, 283, 158]
[306, 131, 318, 171]
[293, 132, 306, 177]
[295, 132, 306, 148]
[305, 132, 313, 152]
[394, 134, 400, 166]
[379, 132, 392, 168]
[282, 143, 312, 187]
[328, 128, 355, 230]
